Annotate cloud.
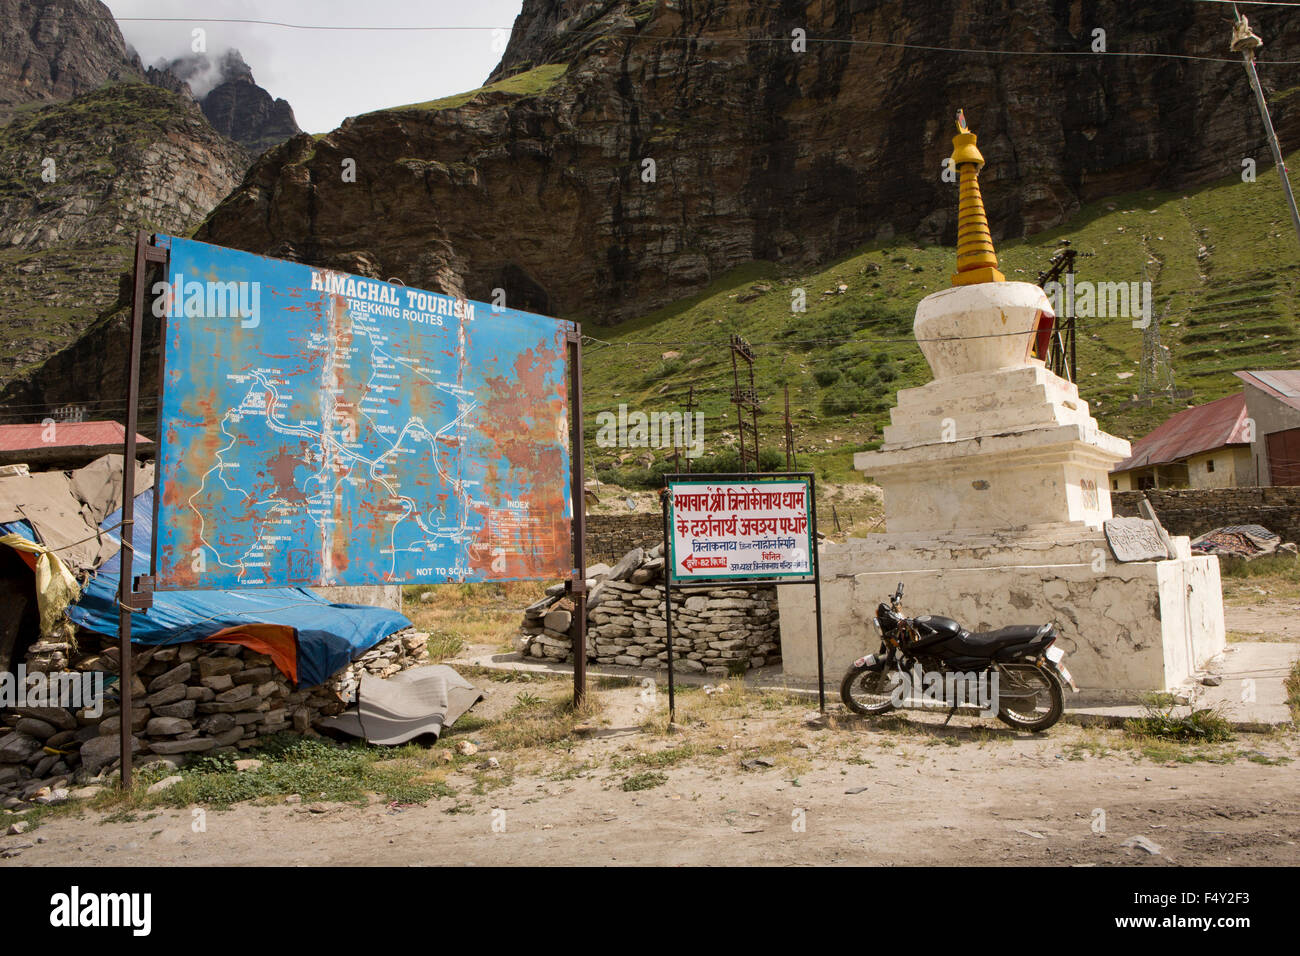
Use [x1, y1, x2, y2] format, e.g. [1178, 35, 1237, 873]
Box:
[157, 49, 253, 99]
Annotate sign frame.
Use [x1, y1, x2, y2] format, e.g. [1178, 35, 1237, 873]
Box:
[665, 476, 816, 585]
[147, 234, 575, 592]
[659, 472, 825, 719]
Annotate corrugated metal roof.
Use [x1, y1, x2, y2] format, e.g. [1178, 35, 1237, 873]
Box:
[1112, 392, 1250, 473]
[0, 420, 152, 452]
[1236, 369, 1300, 411]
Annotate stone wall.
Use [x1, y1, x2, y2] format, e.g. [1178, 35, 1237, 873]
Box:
[1113, 488, 1300, 545]
[585, 513, 663, 565]
[518, 545, 781, 675]
[0, 628, 427, 807]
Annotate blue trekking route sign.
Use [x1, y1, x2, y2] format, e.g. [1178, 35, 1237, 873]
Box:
[152, 235, 573, 589]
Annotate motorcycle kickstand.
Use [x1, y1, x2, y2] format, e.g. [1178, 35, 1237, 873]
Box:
[942, 704, 958, 727]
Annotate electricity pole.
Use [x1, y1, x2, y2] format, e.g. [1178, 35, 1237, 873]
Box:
[1232, 7, 1300, 249]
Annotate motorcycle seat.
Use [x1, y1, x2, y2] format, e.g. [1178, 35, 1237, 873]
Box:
[954, 623, 1052, 655]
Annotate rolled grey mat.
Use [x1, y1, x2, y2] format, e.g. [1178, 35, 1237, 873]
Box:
[319, 664, 484, 745]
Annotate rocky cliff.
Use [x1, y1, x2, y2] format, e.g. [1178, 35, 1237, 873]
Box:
[0, 0, 141, 123]
[0, 83, 248, 383]
[165, 50, 302, 155]
[192, 0, 1300, 325]
[0, 2, 300, 392]
[6, 0, 1300, 438]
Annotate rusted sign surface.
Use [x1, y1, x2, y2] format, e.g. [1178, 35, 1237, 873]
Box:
[152, 236, 572, 589]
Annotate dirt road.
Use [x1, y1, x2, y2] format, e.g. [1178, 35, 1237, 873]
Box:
[6, 703, 1297, 867]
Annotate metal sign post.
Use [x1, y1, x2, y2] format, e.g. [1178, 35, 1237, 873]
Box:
[118, 232, 165, 789]
[566, 325, 587, 708]
[660, 472, 825, 723]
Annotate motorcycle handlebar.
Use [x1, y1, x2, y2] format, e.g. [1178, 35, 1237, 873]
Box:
[893, 582, 904, 604]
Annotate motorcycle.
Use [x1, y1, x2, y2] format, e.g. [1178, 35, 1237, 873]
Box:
[839, 582, 1078, 731]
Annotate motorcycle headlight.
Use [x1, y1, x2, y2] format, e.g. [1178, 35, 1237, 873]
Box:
[871, 616, 882, 635]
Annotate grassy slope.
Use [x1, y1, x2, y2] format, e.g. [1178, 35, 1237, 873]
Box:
[378, 63, 569, 113]
[583, 150, 1300, 485]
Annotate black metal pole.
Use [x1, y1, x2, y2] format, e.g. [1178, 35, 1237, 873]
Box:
[807, 474, 826, 712]
[661, 481, 676, 724]
[566, 328, 587, 708]
[1241, 49, 1300, 248]
[118, 231, 151, 789]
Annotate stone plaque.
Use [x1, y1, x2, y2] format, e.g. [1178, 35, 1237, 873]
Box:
[1104, 517, 1170, 562]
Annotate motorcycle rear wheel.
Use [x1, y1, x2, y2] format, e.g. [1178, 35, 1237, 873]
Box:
[840, 663, 900, 716]
[994, 663, 1063, 731]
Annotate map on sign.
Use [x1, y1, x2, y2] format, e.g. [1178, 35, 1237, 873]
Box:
[667, 479, 814, 583]
[152, 236, 572, 590]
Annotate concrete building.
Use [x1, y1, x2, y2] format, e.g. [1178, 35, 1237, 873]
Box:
[1235, 370, 1300, 486]
[1110, 393, 1253, 492]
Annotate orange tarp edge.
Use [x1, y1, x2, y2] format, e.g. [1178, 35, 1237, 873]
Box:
[201, 623, 299, 684]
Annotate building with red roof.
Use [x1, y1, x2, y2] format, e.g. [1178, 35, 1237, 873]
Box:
[1110, 392, 1253, 490]
[1111, 370, 1300, 490]
[0, 420, 152, 470]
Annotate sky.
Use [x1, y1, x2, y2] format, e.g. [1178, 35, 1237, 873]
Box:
[104, 0, 527, 134]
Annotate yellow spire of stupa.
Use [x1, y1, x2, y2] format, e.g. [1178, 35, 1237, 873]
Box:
[950, 110, 1005, 286]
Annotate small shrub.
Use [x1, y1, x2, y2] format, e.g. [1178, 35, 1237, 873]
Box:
[1124, 695, 1234, 743]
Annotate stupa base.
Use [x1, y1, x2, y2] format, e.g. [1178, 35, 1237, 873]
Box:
[778, 524, 1225, 698]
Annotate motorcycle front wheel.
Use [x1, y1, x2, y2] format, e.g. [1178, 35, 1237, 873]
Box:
[840, 663, 901, 716]
[994, 662, 1064, 731]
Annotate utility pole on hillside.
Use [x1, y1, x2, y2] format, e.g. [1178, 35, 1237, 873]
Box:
[1231, 7, 1300, 249]
[729, 335, 760, 472]
[783, 385, 795, 469]
[683, 384, 698, 475]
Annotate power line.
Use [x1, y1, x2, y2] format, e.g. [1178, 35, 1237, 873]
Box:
[1194, 1, 1300, 7]
[7, 12, 1299, 65]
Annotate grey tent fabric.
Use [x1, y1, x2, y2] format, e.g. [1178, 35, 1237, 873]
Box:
[319, 665, 483, 745]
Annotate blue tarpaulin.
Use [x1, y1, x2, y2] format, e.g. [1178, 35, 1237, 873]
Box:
[2, 488, 411, 687]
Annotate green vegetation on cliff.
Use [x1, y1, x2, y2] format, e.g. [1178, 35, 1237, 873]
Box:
[382, 63, 569, 113]
[583, 151, 1300, 485]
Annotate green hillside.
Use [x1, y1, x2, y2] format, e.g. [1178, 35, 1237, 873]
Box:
[583, 150, 1300, 486]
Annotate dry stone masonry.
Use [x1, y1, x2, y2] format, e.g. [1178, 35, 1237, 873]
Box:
[1113, 488, 1300, 549]
[517, 545, 781, 676]
[0, 629, 427, 809]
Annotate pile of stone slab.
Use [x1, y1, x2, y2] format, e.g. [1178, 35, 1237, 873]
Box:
[0, 629, 427, 810]
[517, 545, 780, 676]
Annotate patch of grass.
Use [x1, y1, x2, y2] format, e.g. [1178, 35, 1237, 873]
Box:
[611, 744, 698, 770]
[620, 771, 668, 791]
[136, 736, 460, 809]
[1242, 749, 1291, 766]
[1220, 553, 1300, 580]
[1138, 742, 1234, 764]
[383, 64, 568, 113]
[548, 759, 598, 781]
[425, 632, 466, 661]
[485, 689, 602, 750]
